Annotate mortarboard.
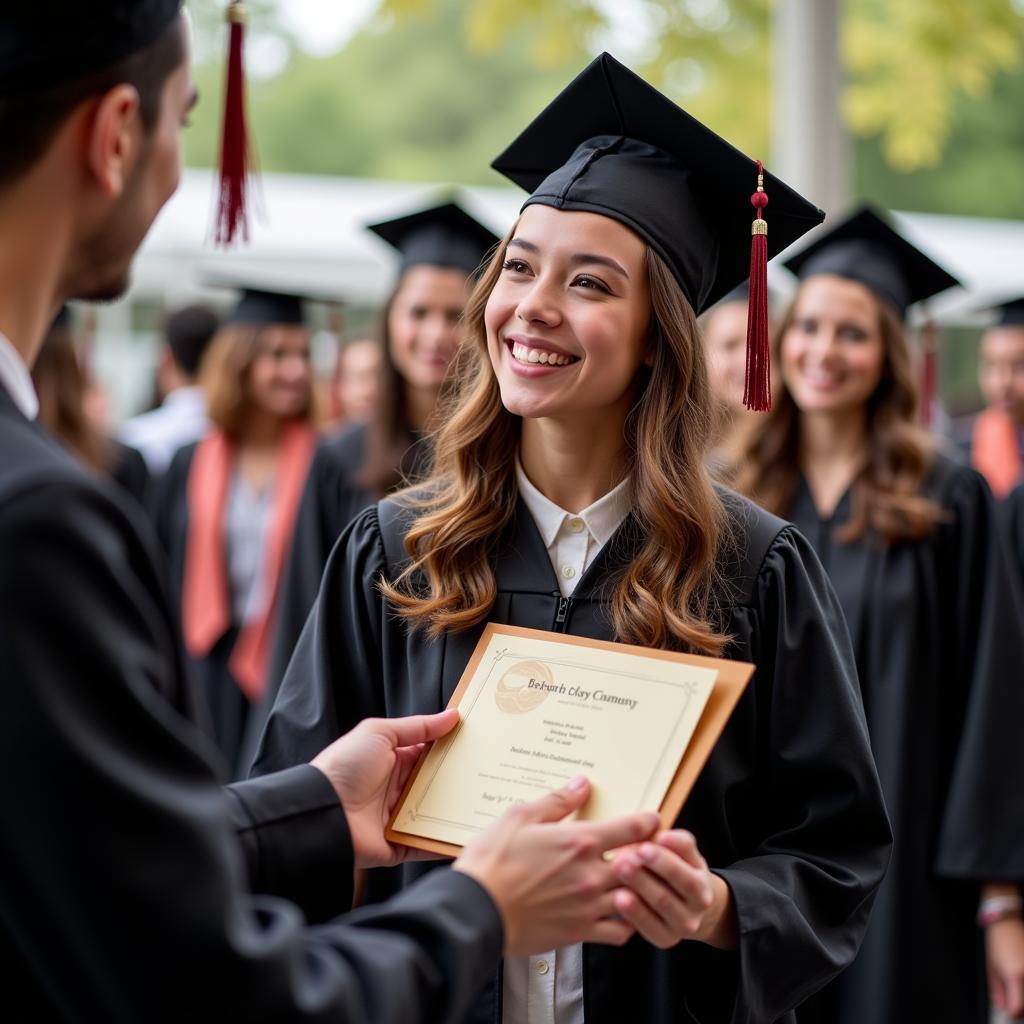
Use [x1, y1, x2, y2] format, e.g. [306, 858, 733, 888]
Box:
[490, 52, 824, 410]
[0, 2, 182, 94]
[228, 290, 306, 328]
[784, 206, 960, 320]
[979, 296, 1024, 328]
[366, 202, 501, 277]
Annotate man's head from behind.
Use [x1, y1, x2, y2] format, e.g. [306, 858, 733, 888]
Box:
[0, 3, 195, 302]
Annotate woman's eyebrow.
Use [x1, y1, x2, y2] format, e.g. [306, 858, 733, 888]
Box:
[506, 238, 629, 279]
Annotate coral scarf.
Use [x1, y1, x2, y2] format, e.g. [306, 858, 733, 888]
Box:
[971, 408, 1023, 500]
[182, 422, 316, 701]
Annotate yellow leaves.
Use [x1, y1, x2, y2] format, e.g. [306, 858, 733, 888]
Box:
[843, 0, 1022, 170]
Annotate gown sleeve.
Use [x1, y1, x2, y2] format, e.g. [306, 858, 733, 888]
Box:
[0, 478, 502, 1023]
[250, 505, 389, 777]
[933, 467, 1024, 878]
[708, 525, 893, 1023]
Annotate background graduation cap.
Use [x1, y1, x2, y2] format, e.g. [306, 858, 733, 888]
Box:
[490, 51, 825, 410]
[366, 201, 501, 277]
[783, 205, 961, 319]
[0, 1, 182, 94]
[978, 295, 1024, 328]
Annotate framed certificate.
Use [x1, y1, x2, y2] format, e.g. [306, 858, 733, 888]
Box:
[386, 623, 753, 857]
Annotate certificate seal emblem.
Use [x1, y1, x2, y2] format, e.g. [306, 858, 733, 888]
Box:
[495, 660, 554, 714]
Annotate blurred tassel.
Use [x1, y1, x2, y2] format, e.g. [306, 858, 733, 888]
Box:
[919, 318, 938, 428]
[214, 1, 251, 247]
[743, 160, 771, 411]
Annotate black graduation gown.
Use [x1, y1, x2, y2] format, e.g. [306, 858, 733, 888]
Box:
[108, 437, 150, 508]
[0, 382, 506, 1022]
[153, 442, 252, 779]
[1002, 482, 1024, 586]
[253, 491, 893, 1024]
[787, 455, 1024, 1024]
[267, 424, 374, 686]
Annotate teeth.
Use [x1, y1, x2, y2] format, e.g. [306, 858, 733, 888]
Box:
[511, 343, 572, 367]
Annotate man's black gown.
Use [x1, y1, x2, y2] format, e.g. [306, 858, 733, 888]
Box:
[0, 383, 505, 1023]
[253, 491, 893, 1024]
[787, 455, 1024, 1024]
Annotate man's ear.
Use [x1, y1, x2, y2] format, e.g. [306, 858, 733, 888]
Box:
[85, 84, 142, 199]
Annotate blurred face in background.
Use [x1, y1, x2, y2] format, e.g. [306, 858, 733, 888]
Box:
[702, 300, 750, 416]
[336, 338, 381, 423]
[247, 325, 312, 420]
[780, 275, 886, 418]
[388, 265, 470, 392]
[979, 326, 1024, 427]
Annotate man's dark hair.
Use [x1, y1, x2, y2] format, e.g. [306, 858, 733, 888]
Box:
[164, 305, 221, 380]
[0, 18, 184, 189]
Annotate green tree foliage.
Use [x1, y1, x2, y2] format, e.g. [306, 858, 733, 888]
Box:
[181, 0, 1024, 217]
[184, 0, 591, 183]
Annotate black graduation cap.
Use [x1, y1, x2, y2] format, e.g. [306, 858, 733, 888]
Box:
[980, 296, 1024, 328]
[784, 206, 960, 319]
[366, 201, 500, 276]
[490, 52, 825, 316]
[1, 2, 182, 94]
[227, 289, 307, 327]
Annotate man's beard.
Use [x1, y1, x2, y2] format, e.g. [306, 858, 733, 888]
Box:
[65, 144, 154, 305]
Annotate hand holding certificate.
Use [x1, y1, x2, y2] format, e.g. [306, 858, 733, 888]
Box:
[387, 624, 753, 856]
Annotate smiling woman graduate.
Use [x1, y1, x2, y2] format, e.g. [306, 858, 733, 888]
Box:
[252, 54, 892, 1024]
[736, 207, 1024, 1023]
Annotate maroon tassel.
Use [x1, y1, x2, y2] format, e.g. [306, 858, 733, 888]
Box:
[919, 319, 938, 428]
[214, 2, 251, 247]
[743, 160, 771, 411]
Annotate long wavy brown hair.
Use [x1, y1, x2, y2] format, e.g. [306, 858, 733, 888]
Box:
[380, 224, 730, 655]
[200, 324, 318, 438]
[734, 286, 943, 542]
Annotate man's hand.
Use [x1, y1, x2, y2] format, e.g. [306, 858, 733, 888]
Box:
[453, 777, 660, 956]
[987, 911, 1024, 1019]
[611, 830, 737, 951]
[310, 709, 460, 869]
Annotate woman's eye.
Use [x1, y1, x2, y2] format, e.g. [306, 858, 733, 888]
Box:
[573, 275, 610, 293]
[840, 327, 868, 341]
[502, 259, 530, 274]
[797, 319, 817, 334]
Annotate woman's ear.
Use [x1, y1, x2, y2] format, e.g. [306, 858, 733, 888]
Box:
[85, 84, 142, 199]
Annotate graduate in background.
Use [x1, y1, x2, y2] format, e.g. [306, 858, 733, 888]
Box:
[155, 288, 318, 778]
[333, 335, 382, 425]
[33, 307, 150, 505]
[252, 201, 499, 739]
[120, 303, 219, 476]
[253, 54, 892, 1024]
[734, 207, 1024, 1024]
[699, 282, 767, 481]
[962, 297, 1024, 498]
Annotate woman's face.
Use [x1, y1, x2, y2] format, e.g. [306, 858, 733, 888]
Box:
[388, 265, 470, 392]
[780, 275, 887, 417]
[484, 204, 652, 423]
[702, 300, 750, 414]
[247, 325, 312, 420]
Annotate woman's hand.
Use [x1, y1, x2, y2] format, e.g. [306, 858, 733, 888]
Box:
[987, 915, 1024, 1019]
[611, 829, 738, 951]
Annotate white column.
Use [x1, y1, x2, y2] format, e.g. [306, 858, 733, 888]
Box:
[772, 0, 848, 218]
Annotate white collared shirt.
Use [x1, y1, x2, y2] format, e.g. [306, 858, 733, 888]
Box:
[0, 331, 39, 420]
[119, 386, 208, 475]
[502, 458, 631, 1024]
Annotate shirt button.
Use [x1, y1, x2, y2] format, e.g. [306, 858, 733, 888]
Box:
[561, 565, 576, 580]
[536, 959, 550, 975]
[568, 517, 585, 533]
